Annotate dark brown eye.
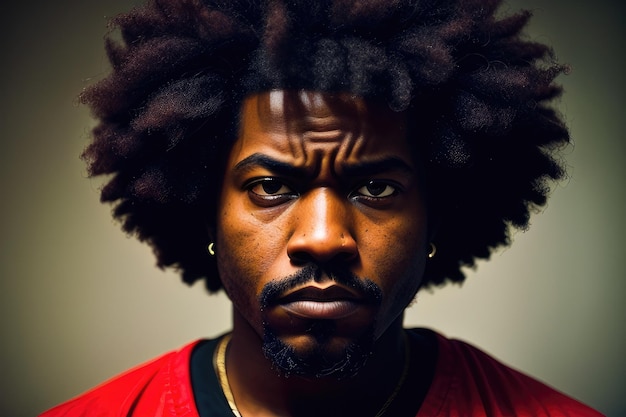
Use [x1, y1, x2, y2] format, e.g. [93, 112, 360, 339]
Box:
[258, 180, 285, 195]
[355, 181, 397, 198]
[246, 178, 298, 206]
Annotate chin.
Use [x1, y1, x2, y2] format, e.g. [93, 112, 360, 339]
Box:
[261, 321, 376, 380]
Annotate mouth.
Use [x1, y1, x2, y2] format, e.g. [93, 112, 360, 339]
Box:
[275, 285, 366, 320]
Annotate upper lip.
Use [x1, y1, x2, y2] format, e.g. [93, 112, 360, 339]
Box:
[276, 285, 362, 304]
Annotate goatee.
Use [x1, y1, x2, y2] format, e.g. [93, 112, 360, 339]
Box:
[259, 264, 382, 379]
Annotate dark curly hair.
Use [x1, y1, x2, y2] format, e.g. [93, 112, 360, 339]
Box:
[80, 0, 569, 292]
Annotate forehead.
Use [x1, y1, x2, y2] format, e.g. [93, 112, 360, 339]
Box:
[233, 90, 411, 167]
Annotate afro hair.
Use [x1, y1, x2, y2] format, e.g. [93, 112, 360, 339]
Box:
[80, 0, 569, 291]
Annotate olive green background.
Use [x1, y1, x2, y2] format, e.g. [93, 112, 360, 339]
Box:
[1, 1, 624, 415]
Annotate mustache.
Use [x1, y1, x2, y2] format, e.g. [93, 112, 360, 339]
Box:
[259, 264, 382, 309]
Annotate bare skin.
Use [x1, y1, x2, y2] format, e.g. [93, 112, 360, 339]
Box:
[214, 90, 430, 416]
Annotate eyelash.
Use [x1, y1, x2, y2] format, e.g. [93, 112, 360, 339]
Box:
[244, 177, 400, 207]
[245, 178, 298, 206]
[353, 181, 399, 199]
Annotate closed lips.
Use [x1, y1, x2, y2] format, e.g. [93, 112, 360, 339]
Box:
[276, 285, 364, 320]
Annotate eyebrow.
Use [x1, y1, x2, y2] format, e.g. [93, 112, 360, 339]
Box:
[233, 154, 309, 178]
[233, 153, 414, 178]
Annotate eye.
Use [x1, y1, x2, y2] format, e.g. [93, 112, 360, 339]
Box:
[354, 180, 398, 198]
[250, 178, 291, 196]
[246, 177, 298, 206]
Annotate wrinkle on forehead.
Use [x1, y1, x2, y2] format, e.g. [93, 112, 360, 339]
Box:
[244, 90, 406, 175]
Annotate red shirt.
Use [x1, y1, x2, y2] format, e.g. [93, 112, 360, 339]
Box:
[40, 331, 604, 416]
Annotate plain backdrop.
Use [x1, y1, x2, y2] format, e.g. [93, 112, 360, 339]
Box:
[1, 1, 624, 416]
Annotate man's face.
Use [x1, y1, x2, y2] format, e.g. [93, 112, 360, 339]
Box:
[215, 90, 429, 378]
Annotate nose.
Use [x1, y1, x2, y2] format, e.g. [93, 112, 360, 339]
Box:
[287, 188, 358, 265]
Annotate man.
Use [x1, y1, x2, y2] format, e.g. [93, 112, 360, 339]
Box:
[41, 0, 603, 416]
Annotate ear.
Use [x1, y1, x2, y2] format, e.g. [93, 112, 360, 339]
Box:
[204, 218, 216, 243]
[426, 206, 440, 243]
[428, 222, 438, 243]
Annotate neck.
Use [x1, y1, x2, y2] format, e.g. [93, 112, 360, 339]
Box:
[224, 311, 408, 417]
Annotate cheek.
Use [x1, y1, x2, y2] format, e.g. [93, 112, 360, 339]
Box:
[377, 236, 425, 296]
[215, 200, 256, 301]
[360, 211, 427, 306]
[215, 200, 287, 303]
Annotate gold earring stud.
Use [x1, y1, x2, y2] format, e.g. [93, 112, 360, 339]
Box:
[428, 243, 436, 258]
[208, 242, 215, 256]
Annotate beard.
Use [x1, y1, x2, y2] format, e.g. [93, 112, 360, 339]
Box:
[259, 264, 382, 380]
[261, 322, 376, 379]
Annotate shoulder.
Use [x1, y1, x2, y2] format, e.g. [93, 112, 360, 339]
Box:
[407, 328, 604, 417]
[38, 340, 203, 417]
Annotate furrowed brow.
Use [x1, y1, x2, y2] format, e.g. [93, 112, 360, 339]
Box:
[233, 153, 309, 178]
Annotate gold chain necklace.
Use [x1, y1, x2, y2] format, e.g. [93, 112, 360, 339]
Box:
[214, 333, 242, 417]
[213, 333, 410, 417]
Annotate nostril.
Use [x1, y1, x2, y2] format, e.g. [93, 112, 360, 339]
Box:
[288, 246, 358, 266]
[288, 250, 315, 265]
